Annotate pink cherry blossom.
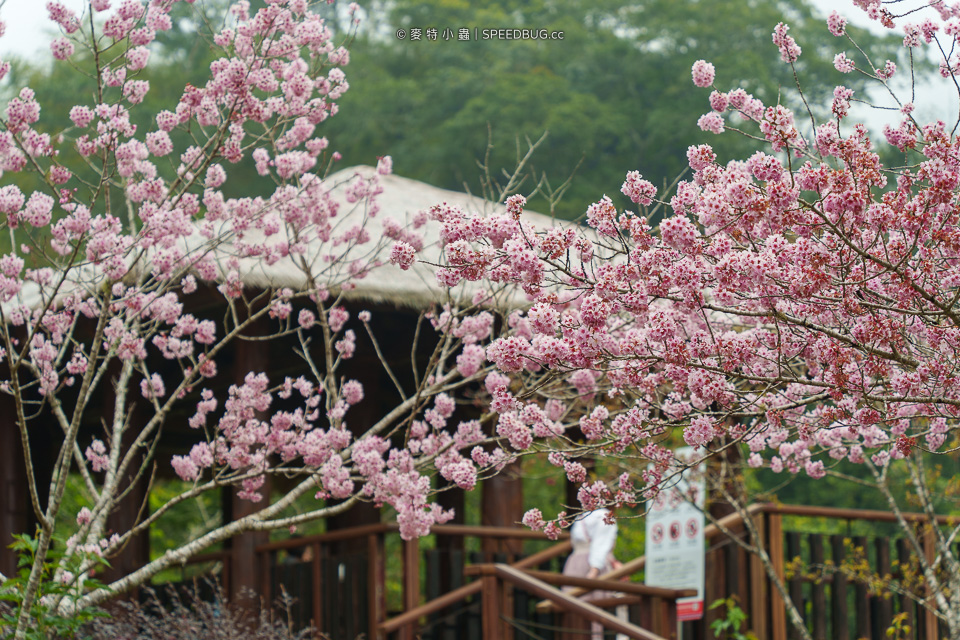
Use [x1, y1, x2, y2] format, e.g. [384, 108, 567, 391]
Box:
[691, 60, 715, 88]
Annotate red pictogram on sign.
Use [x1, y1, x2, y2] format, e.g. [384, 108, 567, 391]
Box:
[651, 523, 664, 543]
[669, 521, 681, 540]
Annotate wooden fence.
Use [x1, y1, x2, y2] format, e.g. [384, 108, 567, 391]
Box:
[165, 503, 956, 640]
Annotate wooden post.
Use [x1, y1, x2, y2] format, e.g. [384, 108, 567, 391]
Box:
[830, 535, 849, 640]
[785, 532, 805, 640]
[368, 532, 385, 640]
[749, 514, 769, 640]
[922, 527, 938, 640]
[401, 537, 420, 640]
[481, 573, 501, 639]
[875, 538, 893, 633]
[768, 513, 788, 640]
[0, 393, 34, 578]
[651, 596, 666, 637]
[810, 534, 827, 640]
[895, 538, 915, 637]
[851, 536, 872, 640]
[663, 597, 679, 640]
[226, 326, 271, 607]
[704, 544, 724, 635]
[100, 398, 150, 594]
[312, 542, 323, 632]
[482, 458, 524, 558]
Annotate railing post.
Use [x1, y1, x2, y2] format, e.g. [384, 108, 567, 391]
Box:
[922, 527, 938, 640]
[401, 537, 420, 640]
[749, 513, 769, 640]
[830, 535, 849, 640]
[312, 541, 323, 634]
[851, 536, 872, 640]
[368, 532, 385, 640]
[481, 573, 501, 640]
[664, 597, 679, 640]
[768, 512, 788, 640]
[502, 571, 515, 640]
[650, 596, 666, 637]
[810, 534, 827, 640]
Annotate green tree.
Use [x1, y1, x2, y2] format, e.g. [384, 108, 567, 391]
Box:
[325, 0, 894, 219]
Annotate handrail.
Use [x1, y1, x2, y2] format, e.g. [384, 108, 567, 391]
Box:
[379, 538, 574, 634]
[762, 502, 958, 525]
[256, 522, 390, 553]
[515, 568, 696, 599]
[429, 523, 571, 540]
[485, 564, 670, 640]
[181, 549, 230, 565]
[255, 521, 568, 554]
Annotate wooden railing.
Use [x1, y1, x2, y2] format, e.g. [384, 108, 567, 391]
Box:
[466, 563, 694, 640]
[162, 502, 955, 640]
[379, 534, 573, 638]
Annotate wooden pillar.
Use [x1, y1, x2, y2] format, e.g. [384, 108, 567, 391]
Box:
[707, 436, 741, 522]
[100, 399, 150, 590]
[481, 573, 502, 639]
[226, 319, 271, 604]
[0, 394, 34, 577]
[481, 458, 524, 557]
[565, 453, 593, 511]
[326, 358, 382, 552]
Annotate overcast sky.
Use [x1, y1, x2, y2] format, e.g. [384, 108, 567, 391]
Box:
[0, 0, 955, 134]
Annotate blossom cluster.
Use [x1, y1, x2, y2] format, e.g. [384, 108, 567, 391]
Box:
[415, 4, 960, 531]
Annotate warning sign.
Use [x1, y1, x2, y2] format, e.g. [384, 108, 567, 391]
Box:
[644, 447, 705, 622]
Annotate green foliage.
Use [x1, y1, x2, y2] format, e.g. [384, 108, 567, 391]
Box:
[748, 446, 960, 537]
[885, 612, 912, 640]
[326, 0, 895, 219]
[709, 597, 757, 640]
[148, 477, 223, 584]
[0, 531, 109, 639]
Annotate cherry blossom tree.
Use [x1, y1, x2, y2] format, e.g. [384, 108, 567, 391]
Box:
[409, 0, 960, 636]
[0, 1, 533, 635]
[6, 0, 960, 637]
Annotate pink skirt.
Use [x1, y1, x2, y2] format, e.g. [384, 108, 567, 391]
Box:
[562, 550, 613, 601]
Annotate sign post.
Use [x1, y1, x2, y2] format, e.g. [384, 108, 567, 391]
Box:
[644, 447, 706, 622]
